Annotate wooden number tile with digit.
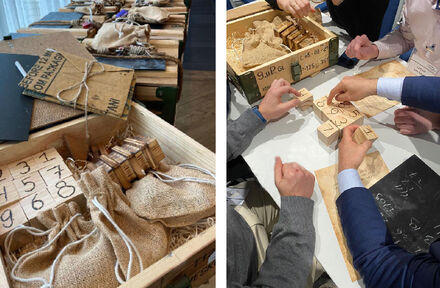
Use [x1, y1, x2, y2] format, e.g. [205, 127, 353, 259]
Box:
[125, 138, 157, 169]
[19, 189, 56, 220]
[275, 20, 293, 37]
[0, 203, 28, 235]
[353, 125, 378, 144]
[108, 151, 137, 182]
[121, 143, 150, 171]
[146, 139, 165, 166]
[297, 88, 314, 111]
[313, 96, 329, 121]
[8, 156, 39, 179]
[112, 146, 145, 178]
[47, 176, 82, 205]
[13, 171, 47, 198]
[39, 160, 72, 187]
[32, 148, 63, 170]
[0, 182, 20, 207]
[0, 166, 12, 183]
[100, 155, 132, 189]
[318, 120, 340, 146]
[281, 25, 297, 44]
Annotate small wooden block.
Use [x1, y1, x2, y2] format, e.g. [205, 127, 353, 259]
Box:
[275, 20, 293, 37]
[318, 120, 340, 146]
[0, 203, 28, 236]
[146, 139, 166, 166]
[47, 176, 83, 205]
[299, 101, 313, 111]
[32, 148, 63, 170]
[287, 29, 301, 49]
[108, 151, 137, 182]
[8, 156, 40, 179]
[19, 189, 56, 220]
[281, 25, 297, 44]
[353, 125, 378, 144]
[0, 166, 13, 183]
[313, 96, 329, 121]
[293, 34, 307, 50]
[299, 37, 314, 49]
[99, 155, 132, 189]
[39, 161, 72, 187]
[112, 146, 145, 178]
[13, 171, 47, 198]
[95, 160, 120, 186]
[122, 143, 150, 171]
[0, 182, 20, 207]
[297, 88, 314, 110]
[63, 135, 89, 161]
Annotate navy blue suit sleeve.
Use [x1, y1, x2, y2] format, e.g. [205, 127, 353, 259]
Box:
[336, 187, 440, 288]
[402, 76, 440, 113]
[265, 0, 280, 10]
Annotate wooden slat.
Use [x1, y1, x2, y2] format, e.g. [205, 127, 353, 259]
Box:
[227, 1, 272, 22]
[17, 27, 89, 39]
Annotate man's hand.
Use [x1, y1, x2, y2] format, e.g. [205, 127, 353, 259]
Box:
[338, 125, 372, 173]
[394, 107, 436, 135]
[259, 78, 301, 121]
[274, 157, 314, 198]
[277, 0, 315, 18]
[345, 35, 379, 60]
[327, 76, 377, 105]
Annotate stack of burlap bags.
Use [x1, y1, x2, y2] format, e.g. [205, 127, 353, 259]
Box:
[6, 163, 215, 287]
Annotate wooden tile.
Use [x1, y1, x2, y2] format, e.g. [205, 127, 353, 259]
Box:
[313, 96, 328, 121]
[147, 139, 166, 166]
[297, 88, 314, 111]
[19, 189, 56, 220]
[32, 148, 63, 170]
[47, 176, 83, 205]
[275, 20, 293, 37]
[8, 156, 40, 179]
[39, 161, 72, 187]
[0, 182, 20, 207]
[353, 125, 378, 144]
[318, 120, 340, 146]
[13, 171, 47, 198]
[0, 166, 12, 183]
[0, 203, 28, 235]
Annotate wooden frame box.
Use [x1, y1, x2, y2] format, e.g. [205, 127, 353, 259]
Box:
[227, 5, 338, 104]
[0, 103, 215, 288]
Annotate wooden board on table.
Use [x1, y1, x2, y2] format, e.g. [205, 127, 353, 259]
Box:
[0, 32, 93, 130]
[16, 27, 91, 39]
[315, 151, 389, 281]
[227, 1, 272, 22]
[355, 60, 415, 117]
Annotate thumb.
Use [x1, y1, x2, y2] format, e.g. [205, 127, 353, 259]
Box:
[309, 6, 316, 12]
[274, 156, 283, 184]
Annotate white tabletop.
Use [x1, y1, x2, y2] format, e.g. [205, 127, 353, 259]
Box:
[229, 14, 440, 288]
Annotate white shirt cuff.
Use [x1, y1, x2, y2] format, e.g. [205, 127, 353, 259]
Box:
[376, 77, 404, 102]
[338, 169, 365, 194]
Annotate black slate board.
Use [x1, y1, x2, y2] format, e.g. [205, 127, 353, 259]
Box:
[96, 57, 166, 71]
[370, 155, 440, 253]
[0, 54, 38, 141]
[40, 12, 83, 22]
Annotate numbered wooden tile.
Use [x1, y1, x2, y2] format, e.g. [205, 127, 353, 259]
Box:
[47, 176, 82, 204]
[0, 165, 13, 183]
[13, 171, 47, 198]
[318, 120, 340, 146]
[0, 203, 28, 235]
[353, 125, 378, 144]
[32, 148, 63, 169]
[0, 182, 20, 207]
[39, 161, 72, 186]
[20, 189, 56, 220]
[8, 156, 39, 179]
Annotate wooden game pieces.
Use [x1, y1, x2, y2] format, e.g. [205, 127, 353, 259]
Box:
[353, 125, 378, 144]
[297, 88, 314, 111]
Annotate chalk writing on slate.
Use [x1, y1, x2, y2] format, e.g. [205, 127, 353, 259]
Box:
[369, 155, 440, 253]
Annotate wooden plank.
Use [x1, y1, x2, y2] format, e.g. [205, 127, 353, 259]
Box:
[135, 76, 178, 86]
[227, 1, 272, 22]
[16, 28, 89, 39]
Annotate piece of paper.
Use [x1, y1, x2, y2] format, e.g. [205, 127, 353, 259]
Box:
[315, 151, 390, 281]
[19, 49, 134, 119]
[355, 60, 414, 117]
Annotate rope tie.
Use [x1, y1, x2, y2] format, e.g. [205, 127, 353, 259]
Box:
[56, 60, 105, 140]
[150, 164, 216, 186]
[91, 197, 143, 283]
[6, 213, 98, 288]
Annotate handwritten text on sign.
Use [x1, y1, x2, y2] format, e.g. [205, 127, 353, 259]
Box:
[254, 42, 329, 96]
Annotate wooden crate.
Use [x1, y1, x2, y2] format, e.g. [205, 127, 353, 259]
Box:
[227, 5, 338, 104]
[0, 103, 215, 288]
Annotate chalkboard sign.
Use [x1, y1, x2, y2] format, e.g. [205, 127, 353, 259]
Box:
[370, 155, 440, 253]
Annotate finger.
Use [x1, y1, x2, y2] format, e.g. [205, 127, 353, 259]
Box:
[290, 2, 301, 16]
[360, 139, 372, 153]
[276, 85, 296, 98]
[394, 116, 415, 124]
[277, 78, 291, 87]
[328, 82, 344, 104]
[359, 34, 370, 45]
[289, 87, 301, 97]
[287, 5, 298, 18]
[279, 98, 301, 111]
[271, 78, 280, 88]
[274, 156, 283, 184]
[335, 92, 352, 102]
[342, 125, 359, 139]
[399, 125, 417, 135]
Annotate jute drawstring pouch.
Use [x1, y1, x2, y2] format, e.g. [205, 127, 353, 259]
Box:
[88, 22, 151, 52]
[79, 167, 168, 283]
[126, 164, 216, 228]
[128, 6, 170, 24]
[5, 202, 119, 288]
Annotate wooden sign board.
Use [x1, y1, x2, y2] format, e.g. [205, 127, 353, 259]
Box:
[315, 151, 389, 281]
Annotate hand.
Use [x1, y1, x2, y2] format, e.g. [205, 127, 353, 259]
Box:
[394, 107, 438, 135]
[345, 35, 379, 60]
[338, 125, 372, 172]
[277, 0, 315, 18]
[274, 157, 315, 198]
[327, 76, 377, 105]
[259, 78, 301, 121]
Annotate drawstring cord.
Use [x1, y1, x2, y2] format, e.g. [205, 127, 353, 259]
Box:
[150, 164, 216, 186]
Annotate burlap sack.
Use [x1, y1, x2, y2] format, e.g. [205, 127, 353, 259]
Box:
[128, 6, 170, 24]
[74, 2, 105, 15]
[7, 202, 119, 288]
[241, 20, 287, 68]
[79, 167, 168, 282]
[88, 22, 151, 52]
[134, 0, 170, 7]
[126, 164, 216, 228]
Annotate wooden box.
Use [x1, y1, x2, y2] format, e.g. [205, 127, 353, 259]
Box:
[227, 4, 338, 104]
[0, 103, 215, 288]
